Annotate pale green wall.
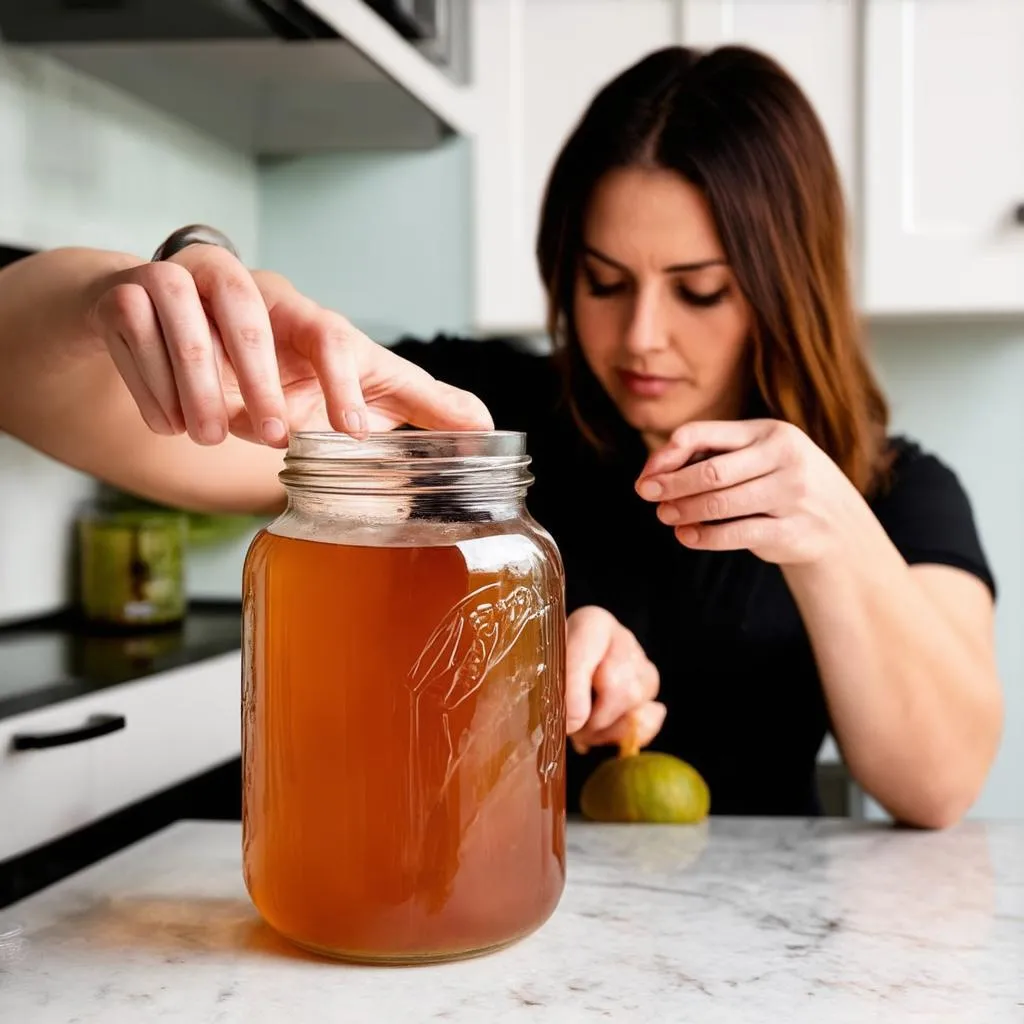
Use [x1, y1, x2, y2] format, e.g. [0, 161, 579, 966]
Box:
[870, 322, 1024, 820]
[257, 137, 473, 344]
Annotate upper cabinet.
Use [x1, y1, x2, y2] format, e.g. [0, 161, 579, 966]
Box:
[472, 0, 678, 333]
[862, 0, 1024, 315]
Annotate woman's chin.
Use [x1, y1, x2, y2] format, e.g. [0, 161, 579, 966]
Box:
[615, 390, 733, 439]
[617, 397, 692, 437]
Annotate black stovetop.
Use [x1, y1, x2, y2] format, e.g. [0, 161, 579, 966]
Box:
[0, 601, 242, 722]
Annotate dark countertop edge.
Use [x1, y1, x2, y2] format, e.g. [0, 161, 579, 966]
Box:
[0, 601, 242, 724]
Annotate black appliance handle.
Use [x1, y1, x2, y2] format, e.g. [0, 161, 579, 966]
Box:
[11, 713, 126, 751]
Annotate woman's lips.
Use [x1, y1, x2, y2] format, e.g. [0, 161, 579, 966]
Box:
[617, 370, 683, 398]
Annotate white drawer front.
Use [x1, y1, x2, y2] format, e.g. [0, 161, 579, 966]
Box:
[0, 652, 240, 862]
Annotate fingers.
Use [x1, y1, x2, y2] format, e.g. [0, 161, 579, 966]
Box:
[104, 329, 174, 435]
[139, 262, 229, 445]
[637, 441, 776, 503]
[99, 244, 493, 446]
[292, 311, 492, 437]
[373, 346, 494, 432]
[94, 280, 187, 435]
[566, 607, 661, 753]
[98, 251, 291, 446]
[655, 476, 781, 527]
[302, 315, 369, 438]
[639, 419, 771, 480]
[565, 607, 617, 734]
[174, 247, 288, 446]
[575, 701, 667, 754]
[586, 627, 659, 734]
[675, 515, 778, 551]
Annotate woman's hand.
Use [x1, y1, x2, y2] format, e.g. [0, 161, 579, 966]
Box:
[635, 419, 869, 565]
[566, 606, 666, 754]
[88, 243, 492, 447]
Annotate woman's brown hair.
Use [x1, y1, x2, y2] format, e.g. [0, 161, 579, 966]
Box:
[537, 46, 889, 495]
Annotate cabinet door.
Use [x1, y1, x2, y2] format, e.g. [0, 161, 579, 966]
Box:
[863, 0, 1024, 314]
[472, 0, 677, 334]
[679, 0, 858, 217]
[0, 654, 239, 861]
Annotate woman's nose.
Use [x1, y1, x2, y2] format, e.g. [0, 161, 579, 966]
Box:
[623, 292, 669, 354]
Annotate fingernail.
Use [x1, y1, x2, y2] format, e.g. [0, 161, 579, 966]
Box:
[147, 411, 173, 436]
[261, 418, 287, 445]
[676, 525, 700, 545]
[200, 421, 226, 445]
[658, 504, 680, 525]
[343, 408, 365, 435]
[570, 736, 589, 756]
[637, 479, 662, 500]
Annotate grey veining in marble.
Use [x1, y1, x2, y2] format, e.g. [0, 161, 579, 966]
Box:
[1, 819, 1021, 1023]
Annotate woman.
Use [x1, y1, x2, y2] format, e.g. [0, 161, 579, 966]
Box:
[0, 47, 1001, 827]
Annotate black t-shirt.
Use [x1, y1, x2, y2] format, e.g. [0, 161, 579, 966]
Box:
[393, 335, 996, 816]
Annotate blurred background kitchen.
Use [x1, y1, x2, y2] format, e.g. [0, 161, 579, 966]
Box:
[1, 0, 1021, 903]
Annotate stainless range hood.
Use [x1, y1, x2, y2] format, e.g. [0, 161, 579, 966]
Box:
[0, 0, 475, 155]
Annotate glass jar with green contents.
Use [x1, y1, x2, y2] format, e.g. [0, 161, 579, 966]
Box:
[77, 507, 187, 627]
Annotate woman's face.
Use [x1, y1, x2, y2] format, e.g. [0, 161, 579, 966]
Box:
[573, 167, 752, 449]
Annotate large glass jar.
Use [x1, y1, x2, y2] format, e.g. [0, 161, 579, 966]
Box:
[241, 431, 566, 964]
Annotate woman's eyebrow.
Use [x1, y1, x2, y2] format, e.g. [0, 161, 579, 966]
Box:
[663, 257, 727, 272]
[583, 244, 727, 274]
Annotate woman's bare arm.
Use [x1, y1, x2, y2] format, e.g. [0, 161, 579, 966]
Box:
[0, 246, 490, 513]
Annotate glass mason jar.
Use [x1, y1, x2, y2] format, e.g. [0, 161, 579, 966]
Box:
[77, 506, 187, 628]
[241, 431, 566, 964]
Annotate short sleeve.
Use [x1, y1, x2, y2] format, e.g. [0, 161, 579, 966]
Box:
[870, 438, 996, 598]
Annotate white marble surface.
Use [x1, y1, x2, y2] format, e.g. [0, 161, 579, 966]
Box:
[1, 819, 1022, 1023]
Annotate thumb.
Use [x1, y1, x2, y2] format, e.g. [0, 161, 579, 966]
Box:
[565, 607, 616, 735]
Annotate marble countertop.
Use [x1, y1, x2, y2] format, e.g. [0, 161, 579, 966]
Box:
[1, 818, 1021, 1023]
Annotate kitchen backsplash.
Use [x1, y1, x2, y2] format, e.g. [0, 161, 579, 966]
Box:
[0, 47, 258, 259]
[0, 435, 95, 623]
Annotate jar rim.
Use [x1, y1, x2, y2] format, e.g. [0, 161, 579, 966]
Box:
[287, 430, 526, 461]
[280, 430, 533, 499]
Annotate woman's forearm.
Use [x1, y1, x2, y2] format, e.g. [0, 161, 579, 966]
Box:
[0, 247, 287, 513]
[784, 516, 1002, 828]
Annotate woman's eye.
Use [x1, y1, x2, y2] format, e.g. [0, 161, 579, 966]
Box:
[583, 268, 625, 298]
[675, 283, 729, 308]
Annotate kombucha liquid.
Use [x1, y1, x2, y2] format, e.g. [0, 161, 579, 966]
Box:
[242, 528, 566, 962]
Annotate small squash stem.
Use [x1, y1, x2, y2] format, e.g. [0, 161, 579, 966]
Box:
[618, 712, 641, 759]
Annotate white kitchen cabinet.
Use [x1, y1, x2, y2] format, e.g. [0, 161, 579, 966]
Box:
[679, 0, 859, 211]
[862, 0, 1024, 315]
[472, 0, 679, 333]
[0, 652, 240, 862]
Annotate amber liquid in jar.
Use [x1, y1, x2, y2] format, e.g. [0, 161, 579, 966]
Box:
[242, 526, 565, 963]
